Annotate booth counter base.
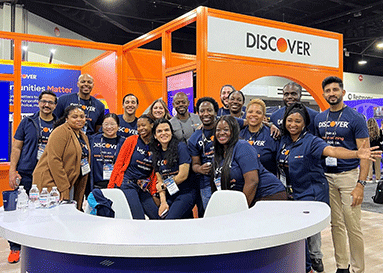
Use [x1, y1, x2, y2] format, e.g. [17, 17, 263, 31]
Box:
[0, 201, 330, 273]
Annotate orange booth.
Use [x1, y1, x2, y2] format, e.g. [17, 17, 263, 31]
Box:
[0, 7, 342, 205]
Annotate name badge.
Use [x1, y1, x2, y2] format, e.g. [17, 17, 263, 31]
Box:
[103, 163, 114, 180]
[163, 176, 179, 195]
[37, 143, 46, 160]
[280, 173, 287, 187]
[325, 156, 337, 167]
[81, 158, 91, 175]
[82, 124, 87, 133]
[214, 177, 222, 191]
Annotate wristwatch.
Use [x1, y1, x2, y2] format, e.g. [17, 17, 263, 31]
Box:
[357, 180, 367, 187]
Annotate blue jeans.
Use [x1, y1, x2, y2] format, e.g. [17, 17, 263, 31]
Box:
[200, 184, 212, 210]
[120, 179, 159, 220]
[165, 188, 197, 219]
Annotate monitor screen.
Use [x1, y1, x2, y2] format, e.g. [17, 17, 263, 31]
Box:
[167, 71, 194, 116]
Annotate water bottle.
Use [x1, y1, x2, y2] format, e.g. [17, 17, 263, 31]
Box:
[17, 187, 29, 211]
[17, 185, 24, 194]
[29, 184, 40, 209]
[49, 187, 60, 207]
[39, 187, 49, 208]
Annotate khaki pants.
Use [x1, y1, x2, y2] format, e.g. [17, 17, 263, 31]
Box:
[325, 168, 365, 273]
[368, 156, 381, 181]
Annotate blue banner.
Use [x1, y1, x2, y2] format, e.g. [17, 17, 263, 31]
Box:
[0, 82, 10, 162]
[344, 98, 383, 127]
[0, 64, 80, 115]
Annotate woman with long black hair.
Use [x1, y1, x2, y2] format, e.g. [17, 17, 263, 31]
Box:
[151, 118, 197, 219]
[367, 117, 383, 182]
[277, 102, 380, 273]
[211, 115, 286, 207]
[108, 114, 159, 220]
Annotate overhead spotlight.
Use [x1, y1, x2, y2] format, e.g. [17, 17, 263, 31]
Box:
[377, 42, 383, 49]
[358, 59, 367, 65]
[22, 46, 28, 61]
[49, 49, 56, 64]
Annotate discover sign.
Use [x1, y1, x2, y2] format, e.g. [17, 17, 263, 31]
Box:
[207, 16, 339, 68]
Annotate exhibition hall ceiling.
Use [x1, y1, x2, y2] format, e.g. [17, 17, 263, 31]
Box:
[13, 0, 383, 76]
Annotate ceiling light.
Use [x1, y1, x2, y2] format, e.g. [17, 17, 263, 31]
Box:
[358, 59, 367, 65]
[22, 46, 28, 51]
[50, 49, 56, 54]
[377, 42, 383, 49]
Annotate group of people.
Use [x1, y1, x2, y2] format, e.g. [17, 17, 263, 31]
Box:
[8, 73, 379, 273]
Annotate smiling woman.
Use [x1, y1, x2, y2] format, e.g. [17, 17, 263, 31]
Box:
[150, 119, 197, 219]
[277, 102, 381, 272]
[88, 114, 125, 190]
[240, 99, 279, 175]
[107, 114, 159, 220]
[33, 105, 90, 210]
[212, 115, 286, 207]
[148, 99, 171, 121]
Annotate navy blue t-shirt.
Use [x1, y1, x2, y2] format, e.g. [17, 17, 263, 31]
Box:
[123, 137, 154, 181]
[14, 113, 56, 173]
[117, 115, 138, 138]
[270, 106, 318, 134]
[314, 106, 369, 173]
[240, 125, 279, 175]
[54, 93, 105, 135]
[90, 134, 125, 188]
[214, 140, 285, 200]
[38, 118, 55, 145]
[277, 132, 329, 203]
[188, 128, 214, 189]
[156, 142, 193, 192]
[217, 106, 247, 118]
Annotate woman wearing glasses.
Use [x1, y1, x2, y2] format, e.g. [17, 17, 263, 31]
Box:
[89, 113, 125, 190]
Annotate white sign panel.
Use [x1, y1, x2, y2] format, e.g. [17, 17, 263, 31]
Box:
[207, 16, 339, 68]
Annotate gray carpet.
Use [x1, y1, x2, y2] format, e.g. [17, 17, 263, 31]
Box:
[362, 181, 383, 214]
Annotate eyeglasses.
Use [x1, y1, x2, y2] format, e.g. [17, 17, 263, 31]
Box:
[103, 123, 118, 128]
[39, 100, 56, 105]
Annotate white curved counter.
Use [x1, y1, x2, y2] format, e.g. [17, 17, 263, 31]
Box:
[0, 200, 330, 273]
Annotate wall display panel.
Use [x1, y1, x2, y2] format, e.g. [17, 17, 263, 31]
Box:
[167, 71, 194, 116]
[344, 98, 383, 127]
[0, 63, 80, 116]
[0, 81, 10, 162]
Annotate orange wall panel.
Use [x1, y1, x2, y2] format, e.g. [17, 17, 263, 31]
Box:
[82, 52, 118, 113]
[122, 48, 196, 115]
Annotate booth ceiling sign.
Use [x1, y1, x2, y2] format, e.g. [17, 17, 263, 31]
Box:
[207, 16, 339, 68]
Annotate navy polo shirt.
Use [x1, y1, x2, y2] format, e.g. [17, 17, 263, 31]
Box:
[214, 140, 285, 200]
[89, 133, 125, 188]
[314, 106, 369, 173]
[14, 112, 56, 173]
[117, 115, 138, 138]
[240, 125, 279, 175]
[277, 132, 329, 203]
[270, 106, 318, 134]
[188, 128, 215, 189]
[54, 93, 105, 135]
[123, 137, 153, 181]
[156, 142, 193, 192]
